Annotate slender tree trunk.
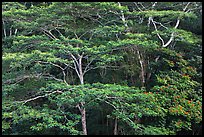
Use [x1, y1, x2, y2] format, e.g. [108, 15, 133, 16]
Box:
[14, 29, 18, 36]
[145, 55, 160, 86]
[106, 118, 109, 135]
[135, 46, 145, 87]
[79, 82, 87, 135]
[78, 55, 87, 135]
[77, 74, 87, 135]
[79, 55, 84, 85]
[3, 20, 7, 38]
[114, 118, 118, 135]
[9, 27, 12, 36]
[80, 103, 87, 135]
[145, 57, 152, 85]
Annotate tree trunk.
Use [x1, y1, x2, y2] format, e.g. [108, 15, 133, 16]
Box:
[78, 55, 87, 135]
[3, 20, 7, 38]
[135, 46, 145, 87]
[81, 103, 87, 135]
[79, 75, 84, 85]
[79, 56, 84, 85]
[114, 118, 118, 135]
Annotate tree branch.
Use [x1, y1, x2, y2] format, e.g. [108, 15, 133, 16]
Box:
[162, 2, 191, 48]
[73, 60, 81, 79]
[42, 74, 63, 82]
[83, 59, 95, 75]
[35, 61, 68, 85]
[150, 17, 165, 46]
[40, 28, 57, 40]
[118, 2, 128, 29]
[3, 73, 43, 85]
[14, 90, 63, 105]
[133, 2, 143, 11]
[149, 2, 191, 48]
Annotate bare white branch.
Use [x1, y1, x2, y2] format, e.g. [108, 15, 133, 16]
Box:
[14, 90, 63, 104]
[73, 60, 80, 78]
[133, 2, 143, 11]
[162, 2, 191, 48]
[35, 61, 68, 85]
[118, 2, 128, 28]
[150, 17, 165, 46]
[83, 59, 95, 75]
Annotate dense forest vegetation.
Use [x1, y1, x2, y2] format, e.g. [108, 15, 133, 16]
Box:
[2, 2, 202, 135]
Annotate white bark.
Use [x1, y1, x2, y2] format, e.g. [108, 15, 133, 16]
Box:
[162, 19, 180, 48]
[76, 102, 87, 135]
[150, 17, 165, 46]
[136, 46, 145, 86]
[9, 27, 12, 36]
[118, 2, 128, 28]
[162, 2, 191, 47]
[81, 107, 87, 135]
[3, 20, 7, 38]
[78, 55, 84, 84]
[36, 61, 68, 85]
[14, 90, 63, 105]
[150, 2, 191, 48]
[14, 29, 18, 36]
[70, 53, 87, 135]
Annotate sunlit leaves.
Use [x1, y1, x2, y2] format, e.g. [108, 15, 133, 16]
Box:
[132, 10, 196, 19]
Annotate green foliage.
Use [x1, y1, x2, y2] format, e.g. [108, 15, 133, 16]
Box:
[133, 10, 196, 19]
[2, 2, 202, 135]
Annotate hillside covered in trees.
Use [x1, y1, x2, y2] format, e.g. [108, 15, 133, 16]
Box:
[2, 2, 202, 135]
